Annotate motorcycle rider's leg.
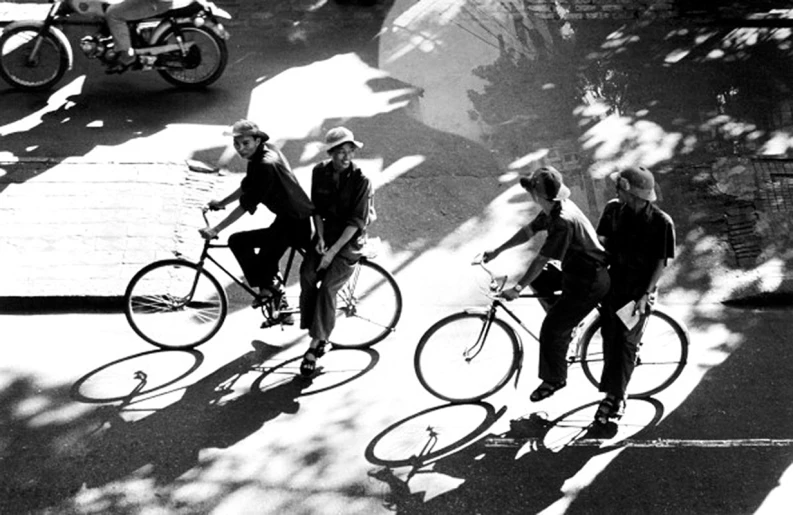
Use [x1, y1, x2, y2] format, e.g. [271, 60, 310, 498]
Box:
[106, 0, 175, 66]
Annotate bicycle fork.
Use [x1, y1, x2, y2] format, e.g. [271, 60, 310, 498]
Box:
[468, 304, 525, 390]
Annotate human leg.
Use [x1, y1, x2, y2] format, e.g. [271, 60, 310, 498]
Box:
[299, 250, 321, 331]
[534, 269, 609, 400]
[306, 255, 357, 341]
[106, 0, 174, 53]
[228, 227, 271, 289]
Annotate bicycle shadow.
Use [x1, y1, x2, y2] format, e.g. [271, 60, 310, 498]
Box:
[69, 339, 381, 479]
[366, 398, 665, 514]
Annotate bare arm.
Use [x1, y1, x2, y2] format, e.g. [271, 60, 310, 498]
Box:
[199, 204, 246, 239]
[317, 225, 358, 271]
[208, 186, 242, 210]
[501, 254, 550, 300]
[635, 258, 666, 314]
[483, 227, 534, 262]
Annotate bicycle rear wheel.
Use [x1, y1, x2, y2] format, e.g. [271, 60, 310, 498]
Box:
[124, 259, 228, 349]
[329, 259, 402, 349]
[415, 313, 521, 403]
[580, 308, 689, 397]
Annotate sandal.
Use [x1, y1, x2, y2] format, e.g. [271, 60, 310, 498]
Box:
[299, 341, 328, 377]
[594, 396, 626, 424]
[529, 380, 566, 402]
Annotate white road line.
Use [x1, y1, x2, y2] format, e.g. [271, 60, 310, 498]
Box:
[485, 437, 793, 448]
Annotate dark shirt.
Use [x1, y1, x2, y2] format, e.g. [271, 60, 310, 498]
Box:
[311, 161, 372, 253]
[239, 143, 314, 219]
[526, 199, 608, 277]
[597, 199, 675, 286]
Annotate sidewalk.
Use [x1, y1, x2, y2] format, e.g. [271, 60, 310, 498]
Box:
[0, 158, 220, 298]
[0, 1, 48, 26]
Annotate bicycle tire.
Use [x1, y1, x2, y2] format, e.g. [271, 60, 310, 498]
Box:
[579, 308, 689, 397]
[329, 259, 402, 349]
[124, 259, 228, 349]
[365, 402, 497, 468]
[415, 312, 521, 403]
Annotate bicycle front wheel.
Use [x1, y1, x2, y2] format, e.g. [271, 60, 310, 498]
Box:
[329, 259, 402, 349]
[580, 308, 689, 397]
[415, 313, 521, 403]
[124, 259, 228, 349]
[365, 402, 497, 468]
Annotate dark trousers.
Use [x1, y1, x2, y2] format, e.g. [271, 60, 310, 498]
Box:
[227, 216, 311, 289]
[598, 269, 650, 398]
[539, 267, 610, 384]
[299, 249, 357, 341]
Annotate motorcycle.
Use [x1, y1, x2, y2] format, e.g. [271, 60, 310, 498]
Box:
[0, 0, 231, 91]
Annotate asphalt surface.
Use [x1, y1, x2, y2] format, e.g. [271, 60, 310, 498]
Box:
[1, 1, 792, 514]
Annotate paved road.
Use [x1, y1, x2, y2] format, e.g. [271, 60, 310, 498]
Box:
[1, 1, 792, 514]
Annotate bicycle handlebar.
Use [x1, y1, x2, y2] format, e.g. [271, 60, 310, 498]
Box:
[472, 254, 508, 295]
[200, 206, 225, 240]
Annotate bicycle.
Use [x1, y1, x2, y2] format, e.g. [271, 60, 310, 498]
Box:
[414, 257, 689, 403]
[123, 209, 402, 350]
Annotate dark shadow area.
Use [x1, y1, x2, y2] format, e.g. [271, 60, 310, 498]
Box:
[568, 307, 793, 513]
[0, 336, 388, 513]
[368, 399, 665, 514]
[0, 295, 123, 313]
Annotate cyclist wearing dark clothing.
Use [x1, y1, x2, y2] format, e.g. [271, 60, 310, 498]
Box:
[484, 167, 610, 403]
[594, 166, 675, 424]
[200, 120, 314, 305]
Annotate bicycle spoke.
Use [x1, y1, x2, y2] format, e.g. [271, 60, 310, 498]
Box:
[125, 260, 227, 349]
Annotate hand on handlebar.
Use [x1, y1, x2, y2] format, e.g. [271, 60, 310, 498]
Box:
[482, 249, 499, 263]
[199, 227, 219, 240]
[499, 286, 520, 301]
[206, 200, 225, 211]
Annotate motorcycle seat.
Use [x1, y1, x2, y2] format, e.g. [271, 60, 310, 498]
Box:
[158, 1, 203, 20]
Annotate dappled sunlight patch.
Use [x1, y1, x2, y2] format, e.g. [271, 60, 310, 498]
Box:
[248, 53, 417, 144]
[760, 130, 793, 155]
[581, 114, 684, 176]
[82, 123, 230, 163]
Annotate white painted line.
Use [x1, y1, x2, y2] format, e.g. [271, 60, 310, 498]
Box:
[485, 437, 793, 448]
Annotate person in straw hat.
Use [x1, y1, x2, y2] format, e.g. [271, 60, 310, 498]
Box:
[200, 120, 314, 320]
[299, 127, 375, 376]
[593, 165, 675, 425]
[483, 166, 610, 403]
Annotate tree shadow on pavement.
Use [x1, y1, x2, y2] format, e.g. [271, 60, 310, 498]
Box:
[568, 307, 793, 514]
[0, 342, 302, 512]
[366, 398, 666, 513]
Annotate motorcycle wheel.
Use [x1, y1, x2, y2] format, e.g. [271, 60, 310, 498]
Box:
[0, 26, 70, 91]
[155, 25, 227, 88]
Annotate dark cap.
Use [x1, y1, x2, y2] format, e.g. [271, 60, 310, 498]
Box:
[519, 166, 571, 201]
[610, 166, 656, 201]
[225, 119, 270, 142]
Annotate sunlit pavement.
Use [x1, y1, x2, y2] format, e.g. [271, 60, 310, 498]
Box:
[2, 0, 793, 513]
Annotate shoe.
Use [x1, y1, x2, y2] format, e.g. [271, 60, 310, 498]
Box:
[594, 395, 626, 424]
[277, 297, 294, 325]
[106, 52, 135, 74]
[529, 380, 566, 402]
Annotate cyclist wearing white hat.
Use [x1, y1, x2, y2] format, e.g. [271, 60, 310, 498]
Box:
[299, 127, 374, 376]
